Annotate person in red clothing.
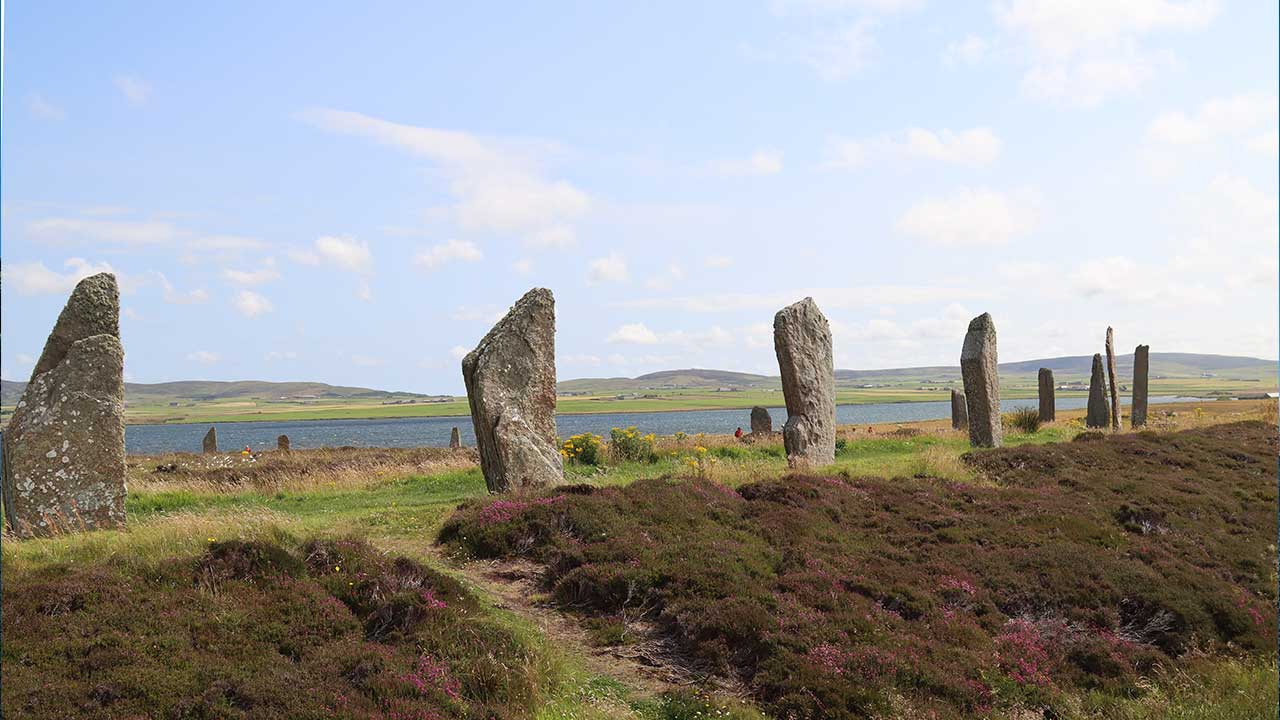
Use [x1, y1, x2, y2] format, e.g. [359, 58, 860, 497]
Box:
[734, 427, 744, 439]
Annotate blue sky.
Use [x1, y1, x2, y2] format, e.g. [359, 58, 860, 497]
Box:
[3, 1, 1276, 394]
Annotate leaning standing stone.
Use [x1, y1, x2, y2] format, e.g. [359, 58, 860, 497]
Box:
[1105, 327, 1121, 431]
[773, 298, 836, 468]
[750, 406, 772, 434]
[277, 434, 290, 452]
[1038, 368, 1056, 423]
[462, 288, 563, 493]
[960, 312, 1001, 448]
[1087, 354, 1110, 429]
[202, 426, 218, 453]
[950, 390, 968, 430]
[1131, 344, 1149, 428]
[449, 427, 462, 450]
[1, 273, 126, 538]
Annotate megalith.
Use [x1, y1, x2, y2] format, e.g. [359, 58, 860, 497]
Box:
[950, 389, 968, 430]
[277, 434, 290, 451]
[750, 406, 772, 434]
[960, 312, 1001, 448]
[1131, 344, 1149, 428]
[1086, 354, 1110, 429]
[773, 297, 836, 468]
[1038, 368, 1056, 423]
[449, 427, 462, 450]
[1105, 327, 1121, 431]
[462, 288, 562, 493]
[202, 426, 218, 453]
[1, 273, 126, 538]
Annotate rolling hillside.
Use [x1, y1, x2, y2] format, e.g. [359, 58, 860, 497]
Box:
[1, 379, 437, 407]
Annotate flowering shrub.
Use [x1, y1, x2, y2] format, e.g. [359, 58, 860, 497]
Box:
[684, 445, 718, 480]
[610, 426, 657, 463]
[561, 433, 603, 465]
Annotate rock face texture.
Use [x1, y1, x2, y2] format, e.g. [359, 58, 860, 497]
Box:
[277, 435, 290, 451]
[960, 313, 1001, 448]
[1131, 344, 1150, 428]
[462, 288, 563, 493]
[950, 390, 968, 430]
[449, 427, 462, 450]
[1087, 354, 1111, 429]
[773, 298, 836, 468]
[1105, 327, 1121, 431]
[1038, 368, 1056, 423]
[750, 406, 772, 434]
[1, 273, 126, 538]
[202, 427, 218, 454]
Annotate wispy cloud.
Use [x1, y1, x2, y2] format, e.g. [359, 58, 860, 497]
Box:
[28, 94, 65, 120]
[3, 258, 115, 296]
[414, 239, 483, 271]
[232, 290, 273, 317]
[896, 187, 1039, 247]
[114, 74, 152, 104]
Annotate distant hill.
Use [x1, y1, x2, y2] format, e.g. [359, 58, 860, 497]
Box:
[1, 379, 434, 406]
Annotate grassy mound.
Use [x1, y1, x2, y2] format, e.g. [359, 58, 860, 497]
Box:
[2, 537, 541, 719]
[438, 422, 1278, 719]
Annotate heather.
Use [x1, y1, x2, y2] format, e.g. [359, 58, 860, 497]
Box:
[439, 422, 1278, 719]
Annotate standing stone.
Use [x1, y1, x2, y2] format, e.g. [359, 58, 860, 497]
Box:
[773, 298, 836, 468]
[1, 273, 126, 538]
[277, 434, 290, 451]
[1105, 327, 1121, 431]
[202, 426, 218, 453]
[960, 312, 1001, 448]
[1038, 368, 1056, 423]
[950, 390, 968, 430]
[449, 427, 462, 450]
[1086, 354, 1110, 429]
[749, 406, 772, 434]
[462, 288, 562, 493]
[1131, 344, 1150, 428]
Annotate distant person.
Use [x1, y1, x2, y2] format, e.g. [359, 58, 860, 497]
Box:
[241, 445, 251, 456]
[734, 427, 744, 439]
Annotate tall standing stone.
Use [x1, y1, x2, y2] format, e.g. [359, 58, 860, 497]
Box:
[950, 390, 968, 430]
[462, 288, 562, 493]
[449, 427, 462, 450]
[277, 434, 290, 451]
[750, 406, 772, 434]
[1, 273, 126, 538]
[1105, 327, 1121, 431]
[1038, 368, 1056, 423]
[1086, 354, 1110, 429]
[960, 312, 1001, 448]
[1131, 344, 1150, 428]
[202, 426, 218, 454]
[773, 298, 836, 468]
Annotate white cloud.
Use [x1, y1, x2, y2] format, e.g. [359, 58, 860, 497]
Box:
[3, 258, 115, 296]
[232, 290, 273, 317]
[114, 75, 152, 104]
[712, 149, 784, 177]
[28, 94, 65, 120]
[943, 35, 990, 66]
[789, 20, 877, 80]
[645, 264, 687, 291]
[223, 264, 280, 285]
[414, 239, 483, 271]
[827, 127, 1002, 168]
[287, 247, 321, 265]
[189, 235, 267, 252]
[1069, 256, 1222, 306]
[614, 285, 995, 313]
[265, 350, 298, 361]
[300, 109, 589, 245]
[187, 350, 219, 365]
[607, 323, 660, 344]
[1020, 50, 1171, 108]
[526, 226, 577, 250]
[154, 272, 210, 305]
[559, 353, 602, 367]
[896, 187, 1038, 246]
[27, 217, 179, 245]
[704, 255, 734, 269]
[451, 305, 504, 322]
[512, 258, 534, 275]
[356, 281, 374, 302]
[769, 0, 920, 13]
[351, 354, 383, 367]
[824, 137, 866, 169]
[1249, 129, 1279, 159]
[449, 345, 470, 360]
[314, 235, 372, 273]
[1148, 94, 1278, 145]
[587, 253, 630, 285]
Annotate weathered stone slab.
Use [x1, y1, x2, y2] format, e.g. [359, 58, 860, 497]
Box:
[450, 427, 462, 450]
[1, 273, 126, 538]
[750, 406, 772, 434]
[950, 390, 968, 430]
[202, 426, 218, 454]
[773, 298, 836, 468]
[1086, 353, 1110, 429]
[1038, 368, 1056, 423]
[1131, 344, 1149, 428]
[277, 434, 290, 451]
[462, 288, 563, 493]
[1105, 327, 1121, 431]
[960, 312, 1001, 448]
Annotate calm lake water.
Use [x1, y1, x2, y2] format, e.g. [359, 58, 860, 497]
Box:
[122, 396, 1199, 455]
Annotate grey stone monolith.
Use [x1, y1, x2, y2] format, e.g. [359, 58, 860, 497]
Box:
[203, 426, 218, 454]
[1, 273, 126, 538]
[773, 298, 836, 468]
[1087, 354, 1110, 429]
[277, 434, 290, 451]
[1105, 327, 1121, 431]
[950, 390, 968, 430]
[462, 288, 562, 493]
[1038, 368, 1056, 423]
[449, 427, 462, 450]
[750, 406, 772, 434]
[960, 312, 1001, 448]
[1131, 345, 1149, 428]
